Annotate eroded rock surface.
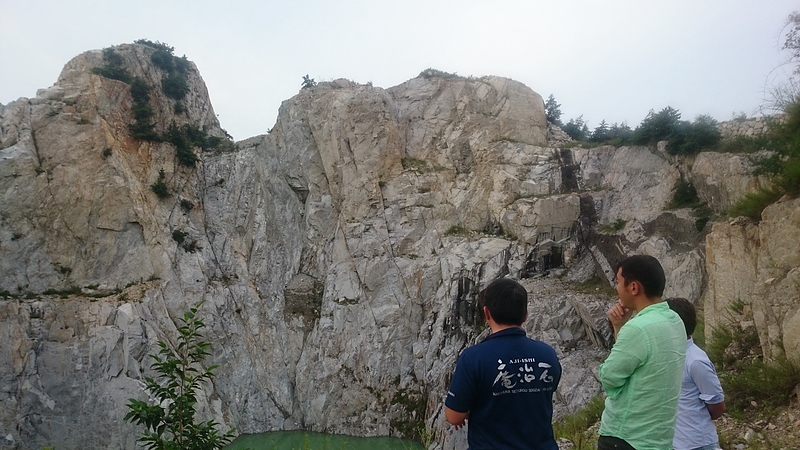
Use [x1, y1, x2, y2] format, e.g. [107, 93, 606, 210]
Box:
[1, 43, 794, 450]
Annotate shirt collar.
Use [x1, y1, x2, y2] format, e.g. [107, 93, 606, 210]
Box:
[637, 300, 668, 315]
[483, 327, 526, 342]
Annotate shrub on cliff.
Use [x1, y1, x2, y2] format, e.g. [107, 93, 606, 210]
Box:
[124, 303, 235, 449]
[162, 74, 189, 100]
[134, 39, 174, 53]
[729, 100, 800, 220]
[417, 68, 462, 79]
[150, 169, 170, 199]
[706, 300, 800, 419]
[151, 49, 174, 72]
[545, 95, 562, 125]
[562, 116, 589, 140]
[92, 48, 132, 84]
[129, 78, 159, 141]
[631, 107, 720, 154]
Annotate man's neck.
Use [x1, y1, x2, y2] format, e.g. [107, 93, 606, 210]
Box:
[632, 296, 662, 312]
[489, 323, 521, 334]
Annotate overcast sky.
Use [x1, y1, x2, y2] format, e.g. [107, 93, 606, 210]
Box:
[1, 1, 797, 141]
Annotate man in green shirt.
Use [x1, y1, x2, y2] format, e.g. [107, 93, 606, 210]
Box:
[597, 255, 687, 450]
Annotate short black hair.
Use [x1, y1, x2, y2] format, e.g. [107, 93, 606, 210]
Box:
[615, 255, 666, 299]
[666, 297, 696, 337]
[480, 278, 528, 326]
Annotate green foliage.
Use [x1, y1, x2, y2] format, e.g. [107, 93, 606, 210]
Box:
[172, 229, 189, 244]
[727, 102, 800, 219]
[174, 56, 192, 74]
[165, 123, 218, 167]
[124, 303, 235, 450]
[417, 68, 462, 79]
[590, 120, 610, 142]
[172, 229, 199, 253]
[151, 169, 170, 199]
[43, 285, 83, 298]
[553, 395, 604, 450]
[444, 224, 471, 237]
[598, 219, 626, 233]
[678, 114, 722, 154]
[695, 216, 710, 232]
[134, 39, 175, 53]
[562, 116, 589, 141]
[633, 106, 682, 145]
[92, 48, 132, 83]
[151, 49, 175, 71]
[729, 188, 782, 221]
[631, 107, 721, 154]
[715, 135, 770, 154]
[162, 74, 189, 100]
[605, 122, 633, 145]
[130, 78, 159, 141]
[544, 94, 562, 125]
[668, 180, 701, 209]
[705, 298, 800, 419]
[570, 276, 616, 296]
[180, 199, 195, 212]
[301, 74, 317, 89]
[400, 157, 431, 173]
[130, 78, 151, 102]
[722, 357, 800, 416]
[777, 158, 800, 195]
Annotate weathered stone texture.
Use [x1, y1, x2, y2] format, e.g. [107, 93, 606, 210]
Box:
[1, 43, 795, 450]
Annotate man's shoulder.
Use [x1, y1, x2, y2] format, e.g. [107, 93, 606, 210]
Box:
[473, 333, 558, 356]
[631, 304, 684, 331]
[686, 342, 713, 365]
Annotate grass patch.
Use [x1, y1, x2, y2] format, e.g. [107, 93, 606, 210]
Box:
[553, 395, 604, 450]
[714, 134, 770, 154]
[570, 276, 615, 296]
[401, 157, 430, 173]
[598, 219, 626, 233]
[42, 286, 83, 299]
[706, 300, 800, 420]
[728, 101, 800, 219]
[728, 188, 782, 221]
[444, 224, 471, 237]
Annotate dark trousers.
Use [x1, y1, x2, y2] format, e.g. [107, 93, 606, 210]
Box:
[597, 435, 636, 450]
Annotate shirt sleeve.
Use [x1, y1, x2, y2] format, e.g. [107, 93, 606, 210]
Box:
[445, 352, 476, 413]
[598, 323, 648, 397]
[688, 358, 725, 404]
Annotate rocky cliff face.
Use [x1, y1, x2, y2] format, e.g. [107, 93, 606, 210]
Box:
[0, 44, 795, 450]
[704, 198, 800, 365]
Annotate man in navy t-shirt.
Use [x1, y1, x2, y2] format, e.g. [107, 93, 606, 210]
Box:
[445, 278, 562, 450]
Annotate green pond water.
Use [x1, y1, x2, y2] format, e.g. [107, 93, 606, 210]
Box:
[225, 430, 425, 450]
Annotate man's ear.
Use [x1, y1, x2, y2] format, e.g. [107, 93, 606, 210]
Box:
[629, 280, 640, 296]
[483, 306, 491, 322]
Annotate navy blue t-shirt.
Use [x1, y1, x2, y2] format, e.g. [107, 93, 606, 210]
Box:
[445, 328, 562, 450]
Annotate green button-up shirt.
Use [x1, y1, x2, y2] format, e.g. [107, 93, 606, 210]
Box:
[598, 301, 687, 450]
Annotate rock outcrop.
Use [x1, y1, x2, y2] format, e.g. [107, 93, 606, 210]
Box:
[704, 197, 800, 364]
[1, 43, 796, 450]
